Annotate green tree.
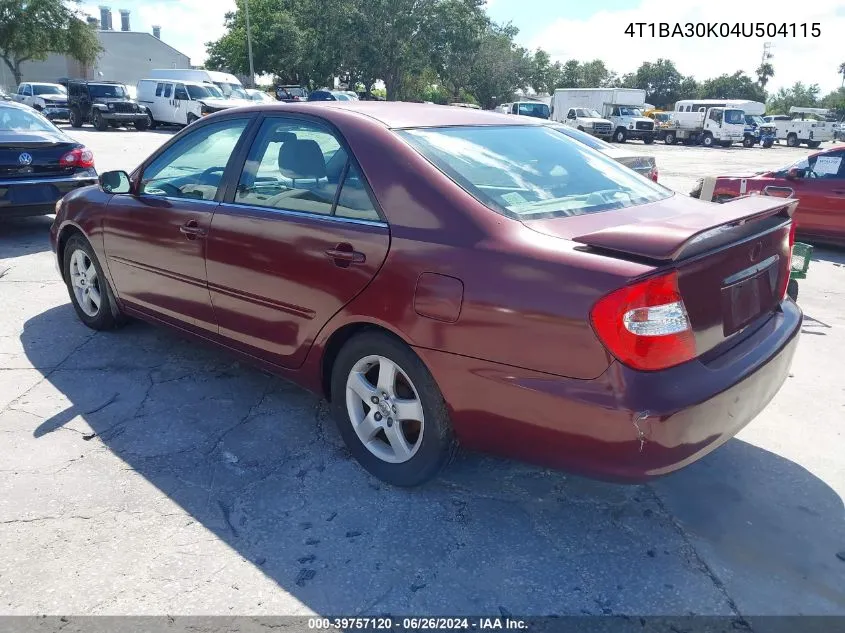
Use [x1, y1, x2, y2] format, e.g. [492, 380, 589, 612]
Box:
[427, 0, 489, 101]
[767, 82, 821, 114]
[0, 0, 101, 85]
[465, 23, 531, 109]
[205, 0, 303, 83]
[696, 71, 765, 102]
[623, 59, 684, 109]
[820, 87, 845, 118]
[528, 49, 560, 95]
[755, 62, 774, 90]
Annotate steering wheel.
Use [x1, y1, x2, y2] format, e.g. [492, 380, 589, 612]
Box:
[201, 166, 226, 178]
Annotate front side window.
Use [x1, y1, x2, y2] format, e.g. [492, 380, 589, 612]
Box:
[235, 118, 379, 220]
[140, 118, 248, 200]
[174, 84, 189, 100]
[23, 85, 32, 96]
[778, 152, 844, 180]
[399, 125, 671, 220]
[88, 84, 127, 99]
[155, 83, 164, 97]
[163, 84, 172, 98]
[724, 109, 744, 125]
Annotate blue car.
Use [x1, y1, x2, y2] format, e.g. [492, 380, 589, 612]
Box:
[743, 114, 776, 148]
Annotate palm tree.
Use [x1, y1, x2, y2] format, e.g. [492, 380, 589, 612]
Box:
[756, 62, 774, 89]
[840, 62, 845, 87]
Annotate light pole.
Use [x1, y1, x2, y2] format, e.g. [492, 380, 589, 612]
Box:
[244, 0, 255, 88]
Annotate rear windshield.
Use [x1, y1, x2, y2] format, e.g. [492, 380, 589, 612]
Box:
[0, 106, 55, 132]
[517, 103, 549, 118]
[399, 125, 671, 220]
[285, 87, 306, 97]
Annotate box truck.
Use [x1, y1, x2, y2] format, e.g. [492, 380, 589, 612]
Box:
[551, 88, 655, 143]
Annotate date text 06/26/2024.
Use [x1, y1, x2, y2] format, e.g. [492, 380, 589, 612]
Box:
[625, 22, 821, 37]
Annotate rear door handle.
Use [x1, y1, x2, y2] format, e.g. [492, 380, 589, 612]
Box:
[179, 220, 206, 239]
[325, 243, 365, 267]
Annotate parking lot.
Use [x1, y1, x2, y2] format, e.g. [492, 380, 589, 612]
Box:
[1, 127, 844, 620]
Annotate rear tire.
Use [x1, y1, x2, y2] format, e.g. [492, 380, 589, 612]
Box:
[787, 279, 799, 301]
[330, 331, 457, 487]
[62, 234, 126, 331]
[664, 132, 676, 145]
[762, 140, 774, 148]
[742, 136, 755, 148]
[786, 133, 798, 148]
[134, 117, 149, 131]
[807, 140, 821, 149]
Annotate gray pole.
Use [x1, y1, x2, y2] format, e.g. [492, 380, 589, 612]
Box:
[244, 0, 255, 88]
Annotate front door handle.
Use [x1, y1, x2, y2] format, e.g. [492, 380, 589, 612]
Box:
[325, 243, 365, 267]
[833, 190, 845, 195]
[762, 186, 794, 198]
[179, 220, 207, 239]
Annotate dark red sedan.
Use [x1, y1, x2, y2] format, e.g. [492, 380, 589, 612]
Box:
[691, 145, 845, 245]
[50, 102, 802, 487]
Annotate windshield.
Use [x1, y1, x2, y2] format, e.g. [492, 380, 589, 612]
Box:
[88, 84, 127, 99]
[214, 82, 244, 98]
[518, 103, 550, 118]
[399, 125, 670, 220]
[33, 84, 66, 96]
[0, 105, 55, 132]
[653, 113, 670, 122]
[547, 123, 611, 150]
[187, 84, 224, 100]
[746, 115, 766, 126]
[575, 108, 602, 118]
[724, 109, 744, 125]
[617, 106, 642, 116]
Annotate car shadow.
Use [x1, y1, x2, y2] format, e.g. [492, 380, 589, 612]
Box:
[17, 305, 845, 616]
[808, 245, 845, 266]
[0, 215, 54, 258]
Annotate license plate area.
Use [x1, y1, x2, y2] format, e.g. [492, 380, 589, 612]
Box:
[721, 255, 779, 336]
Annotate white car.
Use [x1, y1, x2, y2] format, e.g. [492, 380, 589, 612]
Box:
[545, 122, 659, 182]
[245, 89, 275, 103]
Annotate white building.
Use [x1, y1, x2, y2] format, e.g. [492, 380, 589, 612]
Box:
[0, 7, 190, 91]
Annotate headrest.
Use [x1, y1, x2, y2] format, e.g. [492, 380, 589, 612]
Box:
[271, 130, 297, 143]
[278, 139, 326, 180]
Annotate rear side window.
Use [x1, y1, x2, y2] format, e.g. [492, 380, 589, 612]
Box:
[399, 125, 671, 220]
[155, 83, 164, 97]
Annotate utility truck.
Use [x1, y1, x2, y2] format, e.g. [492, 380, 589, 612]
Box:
[551, 88, 654, 143]
[771, 107, 835, 148]
[665, 100, 747, 147]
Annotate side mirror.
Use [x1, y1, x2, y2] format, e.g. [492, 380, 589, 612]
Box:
[786, 168, 805, 180]
[99, 170, 132, 194]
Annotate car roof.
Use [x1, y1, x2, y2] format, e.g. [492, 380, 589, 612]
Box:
[272, 101, 540, 129]
[0, 100, 39, 112]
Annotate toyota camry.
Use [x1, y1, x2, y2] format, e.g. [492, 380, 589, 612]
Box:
[50, 102, 802, 487]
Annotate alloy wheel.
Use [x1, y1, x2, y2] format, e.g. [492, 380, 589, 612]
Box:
[345, 355, 425, 464]
[69, 248, 102, 317]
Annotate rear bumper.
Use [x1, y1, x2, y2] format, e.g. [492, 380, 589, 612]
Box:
[0, 173, 97, 218]
[419, 300, 802, 482]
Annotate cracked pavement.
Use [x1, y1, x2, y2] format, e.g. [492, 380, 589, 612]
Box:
[0, 130, 843, 623]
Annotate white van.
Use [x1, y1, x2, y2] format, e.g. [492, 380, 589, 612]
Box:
[148, 69, 247, 99]
[137, 79, 251, 127]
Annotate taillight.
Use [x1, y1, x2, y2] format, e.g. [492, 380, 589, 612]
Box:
[650, 168, 658, 182]
[590, 271, 696, 372]
[59, 147, 94, 168]
[777, 220, 797, 300]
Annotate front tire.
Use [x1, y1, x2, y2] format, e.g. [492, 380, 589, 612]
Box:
[63, 234, 125, 331]
[743, 136, 755, 148]
[134, 116, 149, 131]
[614, 128, 627, 143]
[807, 140, 821, 149]
[70, 107, 83, 128]
[702, 133, 714, 147]
[330, 332, 456, 487]
[787, 133, 798, 148]
[643, 134, 654, 144]
[92, 110, 108, 131]
[664, 131, 676, 145]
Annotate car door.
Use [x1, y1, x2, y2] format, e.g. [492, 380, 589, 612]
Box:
[103, 117, 252, 334]
[174, 83, 190, 124]
[788, 151, 845, 241]
[152, 82, 168, 122]
[205, 115, 390, 369]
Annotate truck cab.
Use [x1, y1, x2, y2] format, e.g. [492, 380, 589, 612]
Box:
[606, 105, 655, 143]
[561, 107, 613, 140]
[508, 101, 550, 119]
[665, 107, 745, 147]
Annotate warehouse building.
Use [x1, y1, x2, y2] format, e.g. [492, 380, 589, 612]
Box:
[0, 7, 190, 91]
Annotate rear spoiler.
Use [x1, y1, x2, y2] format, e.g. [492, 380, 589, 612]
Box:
[572, 195, 798, 263]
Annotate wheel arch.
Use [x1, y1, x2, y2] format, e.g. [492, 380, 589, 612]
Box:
[319, 321, 415, 402]
[56, 223, 87, 283]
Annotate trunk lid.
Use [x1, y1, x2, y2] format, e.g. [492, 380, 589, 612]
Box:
[525, 194, 797, 358]
[0, 133, 79, 179]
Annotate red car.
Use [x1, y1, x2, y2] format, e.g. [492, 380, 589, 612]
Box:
[50, 102, 802, 487]
[692, 145, 845, 245]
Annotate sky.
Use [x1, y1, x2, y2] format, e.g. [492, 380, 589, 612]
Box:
[82, 0, 845, 95]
